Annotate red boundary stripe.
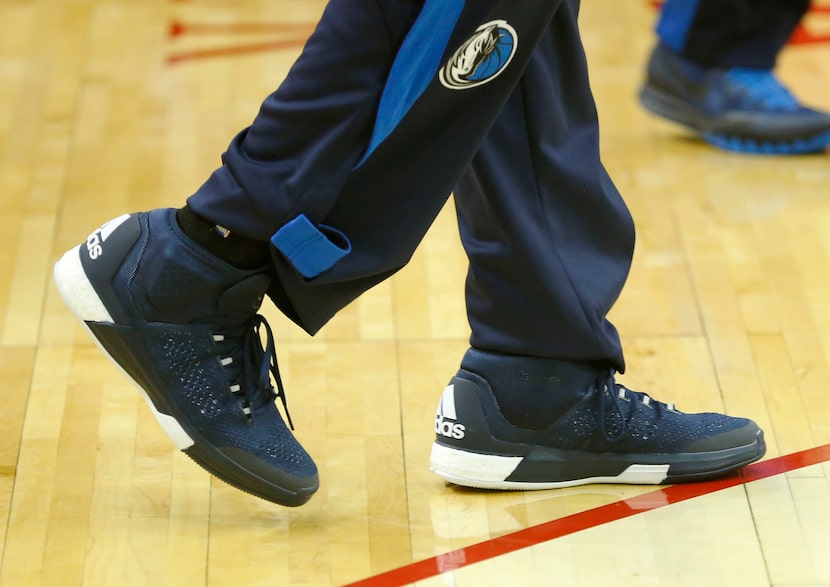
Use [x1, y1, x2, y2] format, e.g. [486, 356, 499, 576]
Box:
[169, 21, 315, 37]
[345, 443, 830, 587]
[167, 39, 311, 64]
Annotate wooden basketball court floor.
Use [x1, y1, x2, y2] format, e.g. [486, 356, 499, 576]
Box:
[1, 0, 830, 585]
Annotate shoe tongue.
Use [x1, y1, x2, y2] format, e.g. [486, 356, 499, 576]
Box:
[217, 273, 272, 317]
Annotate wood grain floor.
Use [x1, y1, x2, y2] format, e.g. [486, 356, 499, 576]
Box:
[1, 0, 829, 585]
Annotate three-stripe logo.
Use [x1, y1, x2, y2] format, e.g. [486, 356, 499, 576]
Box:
[435, 384, 466, 440]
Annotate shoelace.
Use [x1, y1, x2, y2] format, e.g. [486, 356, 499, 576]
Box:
[215, 314, 293, 429]
[596, 370, 675, 442]
[725, 68, 800, 112]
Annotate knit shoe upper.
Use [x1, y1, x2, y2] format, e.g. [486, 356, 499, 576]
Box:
[639, 43, 830, 154]
[430, 368, 765, 490]
[54, 208, 318, 507]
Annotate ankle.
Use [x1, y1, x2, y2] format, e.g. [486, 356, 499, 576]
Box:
[460, 348, 601, 430]
[176, 205, 271, 270]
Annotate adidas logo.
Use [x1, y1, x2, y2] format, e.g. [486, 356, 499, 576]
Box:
[435, 384, 466, 440]
[85, 214, 130, 260]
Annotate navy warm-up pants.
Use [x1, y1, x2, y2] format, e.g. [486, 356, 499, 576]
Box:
[187, 0, 634, 372]
[657, 0, 811, 69]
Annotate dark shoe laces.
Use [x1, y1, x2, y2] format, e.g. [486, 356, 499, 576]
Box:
[596, 369, 675, 442]
[215, 314, 293, 429]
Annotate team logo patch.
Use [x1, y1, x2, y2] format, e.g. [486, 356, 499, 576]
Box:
[440, 20, 518, 90]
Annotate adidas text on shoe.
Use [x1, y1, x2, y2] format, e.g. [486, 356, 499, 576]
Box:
[54, 209, 319, 507]
[430, 371, 765, 490]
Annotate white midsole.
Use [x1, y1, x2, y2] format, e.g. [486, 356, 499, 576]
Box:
[430, 442, 670, 490]
[53, 249, 195, 450]
[54, 247, 113, 323]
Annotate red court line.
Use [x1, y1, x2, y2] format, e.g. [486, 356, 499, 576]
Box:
[345, 443, 830, 587]
[169, 21, 315, 38]
[167, 39, 311, 64]
[789, 25, 830, 46]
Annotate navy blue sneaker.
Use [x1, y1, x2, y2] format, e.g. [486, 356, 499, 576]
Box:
[640, 43, 830, 154]
[431, 368, 765, 489]
[54, 209, 318, 506]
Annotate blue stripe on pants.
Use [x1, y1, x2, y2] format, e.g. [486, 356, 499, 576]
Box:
[358, 0, 465, 166]
[655, 0, 701, 52]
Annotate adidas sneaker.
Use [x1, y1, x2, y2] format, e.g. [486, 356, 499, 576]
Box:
[430, 368, 765, 489]
[54, 208, 319, 506]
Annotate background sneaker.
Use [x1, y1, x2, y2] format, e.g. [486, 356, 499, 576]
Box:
[639, 43, 830, 154]
[54, 208, 319, 507]
[430, 369, 765, 490]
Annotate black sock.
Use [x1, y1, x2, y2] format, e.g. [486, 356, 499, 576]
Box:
[460, 347, 602, 430]
[176, 205, 271, 270]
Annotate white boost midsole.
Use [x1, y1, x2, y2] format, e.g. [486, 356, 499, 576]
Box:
[430, 442, 670, 490]
[54, 247, 113, 323]
[53, 249, 195, 450]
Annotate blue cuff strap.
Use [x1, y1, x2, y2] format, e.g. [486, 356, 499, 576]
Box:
[271, 214, 351, 279]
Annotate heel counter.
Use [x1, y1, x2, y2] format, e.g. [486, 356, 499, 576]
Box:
[434, 376, 496, 450]
[79, 213, 142, 323]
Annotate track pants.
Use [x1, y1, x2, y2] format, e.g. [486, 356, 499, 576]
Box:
[657, 0, 811, 69]
[188, 0, 635, 371]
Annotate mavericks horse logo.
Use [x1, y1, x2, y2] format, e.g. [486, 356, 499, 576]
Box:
[440, 20, 518, 90]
